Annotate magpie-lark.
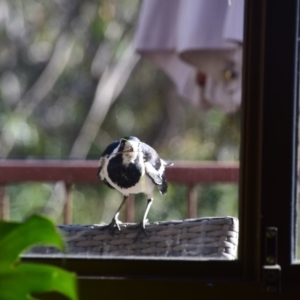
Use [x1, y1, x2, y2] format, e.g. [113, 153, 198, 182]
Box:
[97, 136, 173, 238]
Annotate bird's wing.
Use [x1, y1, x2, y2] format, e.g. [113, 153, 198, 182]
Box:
[144, 160, 168, 195]
[141, 142, 172, 195]
[141, 142, 164, 185]
[97, 139, 120, 178]
[97, 141, 120, 190]
[141, 142, 161, 169]
[97, 157, 104, 179]
[144, 161, 163, 185]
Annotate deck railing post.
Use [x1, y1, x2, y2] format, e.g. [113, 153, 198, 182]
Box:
[63, 183, 73, 224]
[0, 185, 9, 220]
[125, 194, 135, 223]
[187, 184, 198, 219]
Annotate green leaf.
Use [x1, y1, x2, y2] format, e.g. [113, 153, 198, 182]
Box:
[0, 222, 20, 238]
[0, 214, 65, 269]
[0, 263, 78, 300]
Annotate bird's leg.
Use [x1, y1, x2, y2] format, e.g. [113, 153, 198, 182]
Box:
[107, 195, 128, 235]
[141, 198, 153, 231]
[134, 198, 153, 242]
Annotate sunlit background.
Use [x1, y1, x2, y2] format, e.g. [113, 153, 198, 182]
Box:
[0, 0, 240, 225]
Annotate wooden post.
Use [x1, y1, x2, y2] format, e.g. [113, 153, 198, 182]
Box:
[0, 185, 9, 220]
[125, 194, 135, 223]
[187, 185, 198, 219]
[63, 183, 72, 224]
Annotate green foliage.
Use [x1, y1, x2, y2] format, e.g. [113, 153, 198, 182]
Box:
[197, 184, 238, 217]
[8, 183, 52, 221]
[0, 215, 78, 300]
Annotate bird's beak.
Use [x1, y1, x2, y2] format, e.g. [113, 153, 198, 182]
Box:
[123, 146, 133, 153]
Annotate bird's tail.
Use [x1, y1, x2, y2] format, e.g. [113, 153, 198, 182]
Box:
[162, 159, 173, 166]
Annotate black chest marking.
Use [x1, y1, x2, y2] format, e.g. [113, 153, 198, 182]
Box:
[107, 155, 142, 189]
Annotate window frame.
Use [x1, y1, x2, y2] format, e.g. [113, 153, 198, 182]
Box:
[257, 0, 300, 282]
[24, 0, 300, 295]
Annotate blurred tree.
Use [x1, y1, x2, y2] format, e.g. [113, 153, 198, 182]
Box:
[0, 0, 141, 159]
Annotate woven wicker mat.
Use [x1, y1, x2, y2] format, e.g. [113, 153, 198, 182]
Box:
[29, 217, 238, 260]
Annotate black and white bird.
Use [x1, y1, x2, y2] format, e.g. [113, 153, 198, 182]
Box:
[97, 136, 173, 237]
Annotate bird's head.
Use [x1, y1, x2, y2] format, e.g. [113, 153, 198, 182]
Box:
[120, 136, 140, 154]
[119, 136, 142, 165]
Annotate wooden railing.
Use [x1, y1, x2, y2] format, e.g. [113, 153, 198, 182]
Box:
[0, 160, 239, 223]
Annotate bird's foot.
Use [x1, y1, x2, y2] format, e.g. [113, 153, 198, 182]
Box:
[106, 217, 123, 236]
[133, 220, 149, 243]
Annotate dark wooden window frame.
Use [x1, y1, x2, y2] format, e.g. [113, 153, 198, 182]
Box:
[26, 0, 300, 298]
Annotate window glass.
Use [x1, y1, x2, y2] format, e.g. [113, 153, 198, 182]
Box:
[0, 0, 243, 260]
[296, 4, 300, 262]
[297, 83, 300, 260]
